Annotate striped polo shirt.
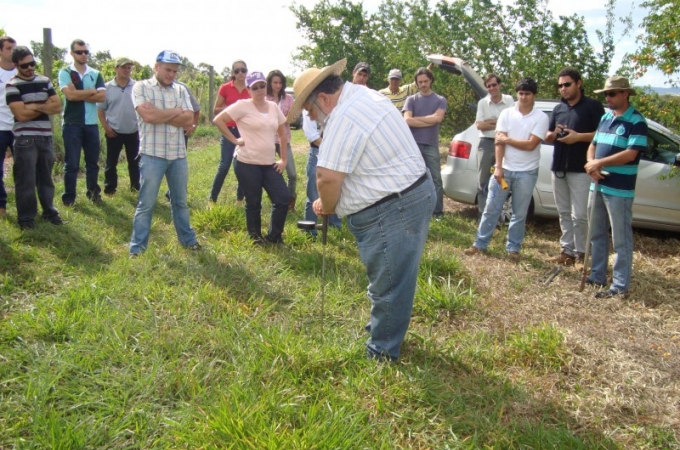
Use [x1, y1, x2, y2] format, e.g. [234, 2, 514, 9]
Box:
[592, 105, 648, 198]
[5, 74, 56, 136]
[133, 76, 192, 160]
[317, 81, 426, 217]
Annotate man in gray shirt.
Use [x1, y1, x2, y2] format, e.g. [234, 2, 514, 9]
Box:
[97, 57, 140, 194]
[403, 67, 447, 219]
[475, 74, 514, 216]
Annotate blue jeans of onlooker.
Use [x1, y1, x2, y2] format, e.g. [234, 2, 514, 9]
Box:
[234, 159, 290, 243]
[588, 190, 634, 293]
[129, 154, 197, 254]
[12, 135, 59, 225]
[476, 138, 495, 214]
[0, 130, 14, 209]
[275, 142, 297, 198]
[210, 129, 243, 202]
[348, 174, 435, 360]
[62, 124, 101, 204]
[552, 171, 590, 256]
[104, 131, 140, 193]
[474, 168, 538, 253]
[417, 143, 443, 216]
[305, 146, 341, 233]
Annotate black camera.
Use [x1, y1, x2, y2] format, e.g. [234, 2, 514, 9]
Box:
[556, 130, 568, 139]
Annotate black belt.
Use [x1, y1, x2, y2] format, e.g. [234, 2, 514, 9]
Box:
[480, 137, 494, 140]
[356, 172, 428, 214]
[310, 144, 319, 149]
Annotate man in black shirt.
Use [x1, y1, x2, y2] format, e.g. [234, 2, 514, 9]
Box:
[545, 67, 605, 265]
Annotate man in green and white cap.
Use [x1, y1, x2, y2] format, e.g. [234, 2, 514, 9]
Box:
[97, 57, 140, 194]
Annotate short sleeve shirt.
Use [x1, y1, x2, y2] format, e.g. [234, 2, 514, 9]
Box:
[403, 91, 447, 147]
[475, 94, 515, 138]
[496, 104, 549, 172]
[227, 99, 286, 165]
[58, 64, 105, 125]
[218, 81, 250, 127]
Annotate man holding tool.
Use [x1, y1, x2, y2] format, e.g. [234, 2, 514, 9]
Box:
[584, 76, 647, 299]
[288, 59, 435, 362]
[464, 77, 548, 262]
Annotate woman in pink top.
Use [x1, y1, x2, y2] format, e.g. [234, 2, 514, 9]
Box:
[266, 70, 297, 211]
[212, 71, 290, 245]
[210, 59, 250, 203]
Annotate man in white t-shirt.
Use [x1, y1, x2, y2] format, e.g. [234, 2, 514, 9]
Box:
[0, 36, 18, 217]
[465, 77, 549, 262]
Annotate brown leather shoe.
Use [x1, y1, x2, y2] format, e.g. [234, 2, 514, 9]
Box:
[507, 251, 520, 262]
[548, 252, 575, 266]
[464, 246, 486, 256]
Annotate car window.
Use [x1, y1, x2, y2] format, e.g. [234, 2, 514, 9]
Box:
[643, 128, 679, 164]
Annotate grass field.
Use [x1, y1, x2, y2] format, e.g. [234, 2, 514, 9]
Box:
[1, 127, 678, 449]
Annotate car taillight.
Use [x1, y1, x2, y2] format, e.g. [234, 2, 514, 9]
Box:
[449, 140, 471, 159]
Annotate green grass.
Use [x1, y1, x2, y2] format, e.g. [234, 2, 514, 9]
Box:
[0, 131, 674, 449]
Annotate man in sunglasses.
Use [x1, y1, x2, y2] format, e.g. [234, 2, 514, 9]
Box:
[544, 67, 605, 266]
[58, 39, 106, 206]
[584, 76, 647, 299]
[5, 46, 63, 230]
[0, 36, 17, 218]
[474, 73, 514, 217]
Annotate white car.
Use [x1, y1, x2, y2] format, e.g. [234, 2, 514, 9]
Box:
[428, 55, 680, 232]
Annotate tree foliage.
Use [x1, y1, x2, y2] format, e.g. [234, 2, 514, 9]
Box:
[291, 0, 618, 136]
[627, 0, 680, 86]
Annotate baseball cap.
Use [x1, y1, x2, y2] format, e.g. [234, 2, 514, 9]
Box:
[388, 69, 402, 79]
[354, 62, 370, 74]
[115, 57, 134, 67]
[156, 50, 183, 64]
[246, 71, 266, 88]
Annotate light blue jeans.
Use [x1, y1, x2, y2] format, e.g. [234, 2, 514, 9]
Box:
[347, 175, 435, 360]
[129, 154, 197, 254]
[417, 143, 443, 215]
[474, 168, 538, 253]
[552, 172, 590, 256]
[588, 191, 634, 293]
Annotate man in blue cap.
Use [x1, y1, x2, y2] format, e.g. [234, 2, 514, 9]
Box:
[128, 50, 200, 257]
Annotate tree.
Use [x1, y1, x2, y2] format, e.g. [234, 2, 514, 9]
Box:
[291, 0, 618, 136]
[627, 0, 680, 86]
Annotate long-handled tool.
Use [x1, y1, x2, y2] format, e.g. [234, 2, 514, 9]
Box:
[297, 215, 329, 327]
[579, 171, 607, 292]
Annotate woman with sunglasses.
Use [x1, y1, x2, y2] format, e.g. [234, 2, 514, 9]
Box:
[212, 72, 290, 245]
[265, 70, 297, 211]
[210, 60, 250, 204]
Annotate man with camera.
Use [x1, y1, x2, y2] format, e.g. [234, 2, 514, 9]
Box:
[544, 67, 604, 266]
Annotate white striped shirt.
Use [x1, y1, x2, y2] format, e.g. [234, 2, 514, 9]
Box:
[133, 77, 192, 160]
[317, 81, 426, 217]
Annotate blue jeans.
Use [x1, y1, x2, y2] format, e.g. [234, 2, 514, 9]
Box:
[588, 191, 634, 293]
[12, 135, 59, 225]
[0, 130, 14, 209]
[234, 160, 290, 242]
[62, 124, 101, 204]
[348, 175, 435, 360]
[210, 130, 243, 201]
[474, 168, 538, 253]
[275, 142, 297, 198]
[304, 146, 341, 232]
[417, 143, 443, 215]
[129, 155, 197, 254]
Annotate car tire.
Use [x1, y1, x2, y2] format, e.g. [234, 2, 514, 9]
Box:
[498, 193, 535, 226]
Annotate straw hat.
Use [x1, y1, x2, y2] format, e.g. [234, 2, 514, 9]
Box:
[593, 75, 637, 95]
[288, 58, 347, 124]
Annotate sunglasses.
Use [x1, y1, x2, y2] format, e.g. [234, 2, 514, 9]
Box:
[18, 61, 37, 69]
[249, 83, 266, 91]
[73, 50, 90, 55]
[486, 83, 498, 88]
[605, 91, 623, 97]
[233, 68, 247, 74]
[557, 82, 573, 89]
